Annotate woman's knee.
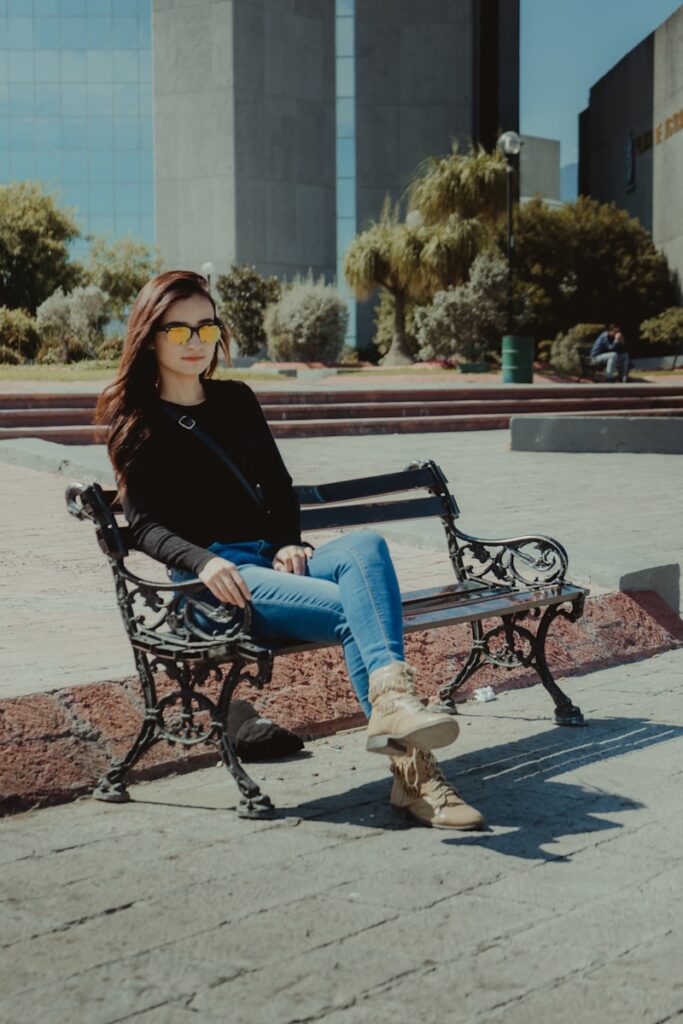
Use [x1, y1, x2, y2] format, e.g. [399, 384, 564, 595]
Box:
[342, 529, 390, 559]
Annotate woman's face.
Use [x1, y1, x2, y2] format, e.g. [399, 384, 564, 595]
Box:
[153, 292, 218, 384]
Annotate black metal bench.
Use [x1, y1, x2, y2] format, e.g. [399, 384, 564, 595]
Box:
[65, 460, 587, 820]
[578, 346, 603, 382]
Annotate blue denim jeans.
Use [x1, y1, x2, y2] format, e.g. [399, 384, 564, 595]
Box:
[170, 530, 405, 716]
[591, 350, 630, 381]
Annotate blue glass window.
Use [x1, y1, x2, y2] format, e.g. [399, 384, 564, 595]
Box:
[86, 17, 112, 50]
[115, 0, 142, 17]
[113, 82, 138, 116]
[61, 17, 87, 50]
[139, 147, 153, 181]
[8, 18, 34, 48]
[114, 147, 139, 182]
[88, 116, 114, 149]
[35, 150, 61, 183]
[0, 52, 8, 81]
[60, 181, 87, 213]
[141, 214, 154, 243]
[61, 50, 87, 82]
[116, 182, 140, 215]
[140, 114, 151, 148]
[139, 49, 151, 83]
[112, 50, 138, 82]
[336, 97, 354, 138]
[35, 83, 60, 116]
[337, 178, 355, 219]
[115, 214, 142, 236]
[62, 149, 88, 183]
[62, 82, 88, 115]
[88, 215, 115, 236]
[9, 82, 34, 115]
[10, 116, 33, 147]
[34, 18, 60, 49]
[35, 0, 59, 14]
[336, 137, 355, 178]
[61, 0, 87, 14]
[86, 49, 112, 82]
[0, 118, 9, 147]
[138, 17, 150, 49]
[336, 0, 354, 14]
[9, 50, 33, 83]
[35, 118, 61, 150]
[61, 116, 85, 148]
[87, 83, 113, 116]
[87, 0, 112, 16]
[9, 1, 34, 15]
[139, 82, 152, 117]
[11, 150, 36, 177]
[140, 180, 153, 214]
[35, 50, 61, 82]
[336, 18, 354, 57]
[112, 17, 138, 50]
[336, 56, 353, 98]
[114, 115, 138, 148]
[89, 148, 114, 183]
[89, 180, 114, 214]
[0, 152, 10, 181]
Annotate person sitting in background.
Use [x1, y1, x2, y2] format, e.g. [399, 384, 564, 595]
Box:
[590, 324, 630, 382]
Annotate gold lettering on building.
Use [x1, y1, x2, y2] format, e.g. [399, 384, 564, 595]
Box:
[655, 108, 683, 143]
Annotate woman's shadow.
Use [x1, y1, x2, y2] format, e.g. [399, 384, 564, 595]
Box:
[284, 715, 682, 861]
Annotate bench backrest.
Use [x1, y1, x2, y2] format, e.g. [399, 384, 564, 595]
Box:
[66, 460, 460, 562]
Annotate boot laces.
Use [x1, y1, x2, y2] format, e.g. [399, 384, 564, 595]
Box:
[393, 749, 461, 808]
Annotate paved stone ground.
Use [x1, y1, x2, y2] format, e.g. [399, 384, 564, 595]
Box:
[1, 648, 682, 1024]
[1, 427, 681, 699]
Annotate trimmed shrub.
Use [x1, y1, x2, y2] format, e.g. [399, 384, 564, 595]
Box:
[550, 323, 605, 377]
[216, 264, 281, 356]
[414, 253, 506, 363]
[640, 307, 683, 367]
[265, 274, 348, 363]
[36, 285, 108, 362]
[97, 335, 125, 363]
[0, 307, 40, 362]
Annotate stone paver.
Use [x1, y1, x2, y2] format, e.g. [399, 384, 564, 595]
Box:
[1, 648, 682, 1024]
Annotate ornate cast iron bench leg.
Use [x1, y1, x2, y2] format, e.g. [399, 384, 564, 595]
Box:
[437, 602, 585, 726]
[214, 658, 276, 820]
[93, 649, 277, 817]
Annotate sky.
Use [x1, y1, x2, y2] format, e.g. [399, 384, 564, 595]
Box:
[520, 0, 682, 174]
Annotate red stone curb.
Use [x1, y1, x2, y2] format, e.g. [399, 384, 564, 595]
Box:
[1, 590, 681, 815]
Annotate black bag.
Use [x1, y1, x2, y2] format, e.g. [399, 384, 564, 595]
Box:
[227, 699, 304, 761]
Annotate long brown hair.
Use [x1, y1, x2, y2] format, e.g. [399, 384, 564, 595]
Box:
[96, 270, 230, 492]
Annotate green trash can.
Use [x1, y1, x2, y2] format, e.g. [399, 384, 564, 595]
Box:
[502, 335, 534, 384]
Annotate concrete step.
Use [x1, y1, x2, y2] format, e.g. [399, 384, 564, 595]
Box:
[1, 383, 683, 410]
[2, 405, 681, 444]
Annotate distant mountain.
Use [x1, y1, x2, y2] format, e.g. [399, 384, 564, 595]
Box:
[561, 163, 578, 202]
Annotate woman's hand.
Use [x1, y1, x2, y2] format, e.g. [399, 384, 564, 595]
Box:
[198, 557, 251, 607]
[273, 545, 309, 575]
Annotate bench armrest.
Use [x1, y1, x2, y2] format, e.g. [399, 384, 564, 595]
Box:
[451, 527, 569, 588]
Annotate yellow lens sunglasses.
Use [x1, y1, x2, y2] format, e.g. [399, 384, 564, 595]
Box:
[158, 321, 222, 345]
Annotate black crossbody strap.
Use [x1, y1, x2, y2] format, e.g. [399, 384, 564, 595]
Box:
[161, 405, 267, 513]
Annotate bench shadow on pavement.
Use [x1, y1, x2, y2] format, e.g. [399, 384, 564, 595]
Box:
[286, 716, 683, 861]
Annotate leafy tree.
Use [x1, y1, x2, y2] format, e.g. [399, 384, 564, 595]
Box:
[0, 307, 40, 364]
[36, 285, 108, 362]
[640, 306, 683, 368]
[0, 182, 81, 312]
[414, 254, 507, 363]
[265, 274, 348, 363]
[345, 148, 506, 365]
[344, 201, 488, 365]
[84, 236, 162, 322]
[215, 264, 281, 356]
[511, 197, 676, 343]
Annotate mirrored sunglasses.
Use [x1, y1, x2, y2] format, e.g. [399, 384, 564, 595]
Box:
[159, 322, 222, 346]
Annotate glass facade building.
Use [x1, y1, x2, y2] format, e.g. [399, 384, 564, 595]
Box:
[0, 0, 154, 259]
[335, 0, 356, 349]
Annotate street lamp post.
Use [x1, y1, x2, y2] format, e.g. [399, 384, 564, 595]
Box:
[201, 261, 215, 293]
[497, 130, 521, 336]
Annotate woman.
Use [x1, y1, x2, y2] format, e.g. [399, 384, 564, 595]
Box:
[97, 270, 484, 830]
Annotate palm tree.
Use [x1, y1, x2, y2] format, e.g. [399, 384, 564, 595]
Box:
[409, 145, 507, 224]
[344, 200, 490, 365]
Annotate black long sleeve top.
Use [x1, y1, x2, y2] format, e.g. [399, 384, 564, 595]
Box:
[121, 379, 301, 575]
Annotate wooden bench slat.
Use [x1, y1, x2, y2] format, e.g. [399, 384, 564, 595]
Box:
[294, 466, 439, 506]
[300, 495, 446, 531]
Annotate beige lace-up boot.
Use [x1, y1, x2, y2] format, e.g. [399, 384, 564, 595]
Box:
[389, 747, 486, 830]
[366, 661, 459, 755]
